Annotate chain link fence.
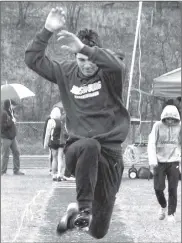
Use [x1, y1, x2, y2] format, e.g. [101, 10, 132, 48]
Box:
[15, 121, 153, 156]
[16, 122, 46, 156]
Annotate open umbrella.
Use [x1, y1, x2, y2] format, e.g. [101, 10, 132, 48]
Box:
[1, 83, 35, 101]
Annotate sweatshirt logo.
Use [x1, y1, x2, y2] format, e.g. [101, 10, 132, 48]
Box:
[70, 81, 101, 99]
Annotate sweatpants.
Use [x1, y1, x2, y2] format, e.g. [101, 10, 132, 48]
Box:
[154, 162, 180, 215]
[65, 138, 124, 239]
[1, 137, 20, 174]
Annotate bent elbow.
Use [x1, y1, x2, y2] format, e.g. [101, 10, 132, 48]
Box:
[24, 52, 34, 69]
[113, 61, 125, 73]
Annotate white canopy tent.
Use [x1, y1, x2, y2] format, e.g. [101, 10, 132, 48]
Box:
[152, 68, 181, 98]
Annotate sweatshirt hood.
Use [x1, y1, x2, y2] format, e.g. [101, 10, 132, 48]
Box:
[161, 105, 180, 122]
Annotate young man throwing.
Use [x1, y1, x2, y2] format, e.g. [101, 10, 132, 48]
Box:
[25, 7, 130, 239]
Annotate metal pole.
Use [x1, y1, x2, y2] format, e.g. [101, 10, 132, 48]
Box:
[150, 93, 155, 131]
[126, 1, 143, 110]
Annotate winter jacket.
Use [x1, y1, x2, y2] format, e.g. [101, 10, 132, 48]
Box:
[1, 104, 16, 140]
[147, 105, 181, 165]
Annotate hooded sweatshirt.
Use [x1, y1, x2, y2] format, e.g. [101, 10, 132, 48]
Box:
[25, 28, 130, 148]
[1, 100, 16, 140]
[147, 105, 181, 165]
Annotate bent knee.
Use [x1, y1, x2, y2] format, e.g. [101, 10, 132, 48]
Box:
[168, 187, 178, 193]
[154, 189, 165, 196]
[13, 151, 20, 157]
[89, 228, 108, 239]
[82, 138, 101, 152]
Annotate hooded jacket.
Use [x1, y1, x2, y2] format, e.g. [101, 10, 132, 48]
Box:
[1, 100, 17, 140]
[25, 28, 130, 148]
[147, 105, 181, 165]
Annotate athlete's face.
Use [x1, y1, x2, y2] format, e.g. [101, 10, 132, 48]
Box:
[76, 53, 98, 77]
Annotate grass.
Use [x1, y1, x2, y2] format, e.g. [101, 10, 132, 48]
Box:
[1, 169, 53, 242]
[1, 166, 181, 243]
[115, 178, 181, 243]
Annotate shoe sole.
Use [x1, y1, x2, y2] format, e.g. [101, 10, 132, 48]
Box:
[74, 214, 92, 229]
[74, 217, 90, 228]
[159, 214, 165, 220]
[167, 217, 176, 223]
[57, 203, 78, 234]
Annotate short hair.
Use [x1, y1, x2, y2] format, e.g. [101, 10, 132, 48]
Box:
[77, 28, 102, 47]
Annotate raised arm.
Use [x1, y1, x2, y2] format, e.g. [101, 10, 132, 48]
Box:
[80, 46, 125, 72]
[25, 7, 66, 83]
[57, 30, 125, 72]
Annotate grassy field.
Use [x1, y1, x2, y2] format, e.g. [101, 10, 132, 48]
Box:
[116, 178, 181, 243]
[1, 167, 181, 243]
[1, 169, 53, 242]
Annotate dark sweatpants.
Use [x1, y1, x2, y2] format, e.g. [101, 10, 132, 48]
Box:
[154, 162, 180, 215]
[65, 138, 124, 239]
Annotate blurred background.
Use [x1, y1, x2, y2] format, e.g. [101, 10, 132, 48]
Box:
[1, 1, 181, 155]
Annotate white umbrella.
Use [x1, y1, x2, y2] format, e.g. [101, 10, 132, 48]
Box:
[1, 83, 35, 101]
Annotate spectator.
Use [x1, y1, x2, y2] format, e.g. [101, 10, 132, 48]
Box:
[43, 106, 75, 181]
[1, 99, 24, 175]
[148, 105, 181, 223]
[43, 107, 65, 181]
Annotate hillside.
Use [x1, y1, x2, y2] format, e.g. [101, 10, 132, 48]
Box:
[1, 2, 181, 121]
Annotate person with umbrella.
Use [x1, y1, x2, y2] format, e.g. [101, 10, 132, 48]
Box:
[1, 99, 24, 175]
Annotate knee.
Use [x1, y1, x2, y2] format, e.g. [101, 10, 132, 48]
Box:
[89, 214, 109, 239]
[89, 228, 108, 239]
[81, 138, 101, 153]
[13, 150, 20, 157]
[168, 187, 177, 195]
[2, 153, 9, 158]
[155, 189, 164, 195]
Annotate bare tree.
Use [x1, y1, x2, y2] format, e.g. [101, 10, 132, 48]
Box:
[16, 2, 30, 28]
[65, 3, 81, 33]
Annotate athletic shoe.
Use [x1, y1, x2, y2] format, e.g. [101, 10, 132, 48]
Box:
[167, 214, 176, 223]
[57, 203, 79, 234]
[57, 176, 64, 182]
[74, 208, 92, 229]
[63, 176, 75, 181]
[49, 170, 52, 176]
[14, 171, 25, 175]
[158, 207, 166, 220]
[52, 174, 57, 181]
